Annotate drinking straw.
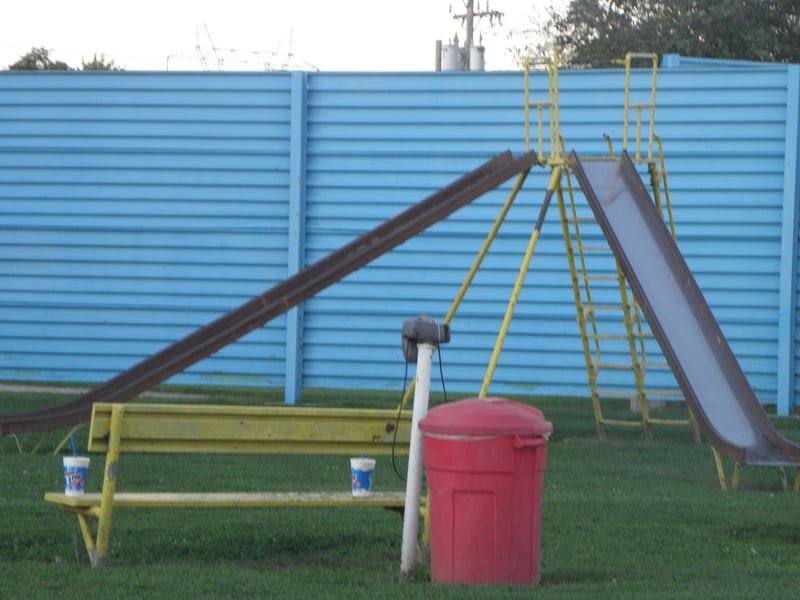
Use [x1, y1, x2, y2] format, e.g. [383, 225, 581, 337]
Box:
[70, 435, 77, 457]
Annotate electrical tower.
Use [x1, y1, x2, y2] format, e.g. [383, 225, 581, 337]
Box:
[166, 24, 318, 72]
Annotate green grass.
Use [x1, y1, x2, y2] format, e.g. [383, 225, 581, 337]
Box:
[3, 384, 800, 598]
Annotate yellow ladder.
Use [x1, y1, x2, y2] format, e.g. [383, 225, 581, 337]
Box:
[526, 51, 698, 442]
[616, 53, 699, 440]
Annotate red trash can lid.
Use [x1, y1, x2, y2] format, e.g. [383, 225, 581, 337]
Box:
[419, 397, 553, 437]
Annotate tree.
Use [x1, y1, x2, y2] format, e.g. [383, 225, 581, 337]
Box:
[80, 53, 123, 71]
[7, 48, 124, 71]
[9, 47, 72, 70]
[515, 0, 800, 66]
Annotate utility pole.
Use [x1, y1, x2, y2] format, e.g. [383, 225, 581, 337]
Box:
[449, 0, 503, 70]
[451, 0, 503, 52]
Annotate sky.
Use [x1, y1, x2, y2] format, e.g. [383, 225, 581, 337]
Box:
[0, 1, 553, 72]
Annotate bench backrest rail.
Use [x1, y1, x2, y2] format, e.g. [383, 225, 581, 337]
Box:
[88, 403, 413, 455]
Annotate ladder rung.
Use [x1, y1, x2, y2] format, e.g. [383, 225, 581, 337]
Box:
[597, 390, 635, 399]
[597, 390, 636, 400]
[643, 360, 670, 368]
[601, 418, 643, 428]
[585, 304, 624, 312]
[581, 274, 618, 282]
[594, 362, 633, 370]
[576, 246, 612, 253]
[582, 309, 623, 320]
[648, 418, 691, 426]
[586, 333, 629, 341]
[643, 389, 684, 398]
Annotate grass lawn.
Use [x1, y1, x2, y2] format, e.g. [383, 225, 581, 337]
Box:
[2, 384, 800, 599]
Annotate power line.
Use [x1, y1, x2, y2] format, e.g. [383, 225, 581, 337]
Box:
[167, 24, 318, 72]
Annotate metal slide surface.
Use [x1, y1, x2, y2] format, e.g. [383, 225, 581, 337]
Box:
[569, 151, 800, 465]
[0, 150, 539, 436]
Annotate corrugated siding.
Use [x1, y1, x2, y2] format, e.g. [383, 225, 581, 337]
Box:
[0, 65, 797, 406]
[0, 71, 293, 386]
[300, 66, 796, 402]
[653, 66, 791, 403]
[301, 72, 557, 394]
[790, 66, 800, 411]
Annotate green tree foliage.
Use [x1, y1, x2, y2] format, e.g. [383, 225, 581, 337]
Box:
[525, 0, 800, 66]
[9, 47, 72, 70]
[80, 53, 122, 71]
[7, 47, 124, 71]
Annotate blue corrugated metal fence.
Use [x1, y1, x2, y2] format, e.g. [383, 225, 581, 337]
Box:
[1, 59, 798, 413]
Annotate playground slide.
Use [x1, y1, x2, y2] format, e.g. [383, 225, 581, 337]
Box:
[569, 150, 800, 466]
[0, 150, 539, 436]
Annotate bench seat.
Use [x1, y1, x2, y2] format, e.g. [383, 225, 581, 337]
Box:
[46, 490, 409, 509]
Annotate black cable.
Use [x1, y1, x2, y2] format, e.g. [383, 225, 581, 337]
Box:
[391, 358, 410, 481]
[390, 344, 449, 482]
[437, 344, 448, 404]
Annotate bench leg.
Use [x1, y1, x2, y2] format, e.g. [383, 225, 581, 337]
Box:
[93, 499, 114, 567]
[76, 512, 98, 566]
[92, 404, 124, 567]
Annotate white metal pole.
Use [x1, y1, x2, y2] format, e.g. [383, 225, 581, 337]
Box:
[400, 341, 434, 579]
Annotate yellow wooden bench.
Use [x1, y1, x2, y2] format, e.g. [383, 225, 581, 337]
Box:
[45, 402, 424, 567]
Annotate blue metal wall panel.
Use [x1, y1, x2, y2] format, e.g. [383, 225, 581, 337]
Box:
[300, 66, 797, 403]
[301, 72, 563, 395]
[787, 66, 800, 414]
[652, 65, 793, 404]
[0, 71, 293, 386]
[0, 64, 797, 409]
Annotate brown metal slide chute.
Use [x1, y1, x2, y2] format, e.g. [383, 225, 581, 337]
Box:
[0, 150, 539, 436]
[569, 150, 800, 466]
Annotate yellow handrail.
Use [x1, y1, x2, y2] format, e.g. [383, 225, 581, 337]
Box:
[622, 52, 658, 161]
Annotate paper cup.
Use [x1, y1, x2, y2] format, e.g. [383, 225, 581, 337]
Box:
[63, 456, 90, 496]
[350, 457, 376, 497]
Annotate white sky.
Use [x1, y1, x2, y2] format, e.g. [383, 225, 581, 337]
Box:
[0, 1, 551, 72]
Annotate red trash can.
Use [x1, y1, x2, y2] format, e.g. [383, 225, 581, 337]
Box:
[419, 397, 553, 585]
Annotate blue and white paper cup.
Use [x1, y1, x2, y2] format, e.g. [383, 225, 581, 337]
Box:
[63, 456, 90, 496]
[350, 457, 376, 497]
